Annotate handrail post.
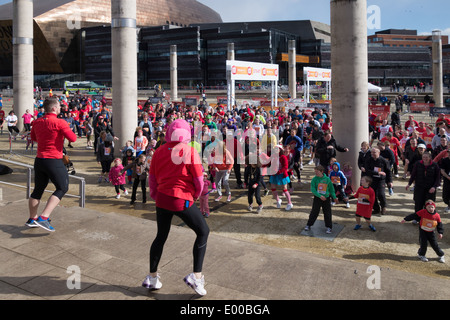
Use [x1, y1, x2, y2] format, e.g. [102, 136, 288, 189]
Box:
[26, 167, 32, 199]
[79, 178, 85, 208]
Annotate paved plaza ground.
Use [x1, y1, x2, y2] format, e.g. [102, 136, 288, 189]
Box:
[0, 93, 449, 302]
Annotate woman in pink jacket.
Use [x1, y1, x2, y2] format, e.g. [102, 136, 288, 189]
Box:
[143, 119, 209, 296]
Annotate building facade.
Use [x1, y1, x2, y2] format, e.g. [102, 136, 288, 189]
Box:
[368, 29, 449, 48]
[0, 0, 222, 85]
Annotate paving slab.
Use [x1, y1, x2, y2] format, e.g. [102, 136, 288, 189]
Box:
[0, 184, 449, 305]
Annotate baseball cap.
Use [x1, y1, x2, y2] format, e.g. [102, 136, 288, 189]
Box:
[417, 144, 426, 149]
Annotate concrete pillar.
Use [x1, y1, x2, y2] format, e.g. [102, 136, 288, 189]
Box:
[288, 39, 297, 99]
[432, 30, 444, 108]
[330, 0, 369, 190]
[170, 45, 178, 102]
[13, 0, 34, 131]
[227, 43, 235, 109]
[111, 0, 138, 143]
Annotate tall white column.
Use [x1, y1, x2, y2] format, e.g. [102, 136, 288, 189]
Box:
[288, 39, 297, 99]
[111, 0, 137, 143]
[227, 43, 235, 110]
[330, 0, 369, 190]
[170, 45, 178, 102]
[13, 0, 34, 130]
[432, 30, 444, 108]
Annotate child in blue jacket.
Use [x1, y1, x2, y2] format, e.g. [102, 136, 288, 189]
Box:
[329, 162, 350, 208]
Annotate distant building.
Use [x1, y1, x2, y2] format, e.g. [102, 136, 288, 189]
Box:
[443, 44, 450, 86]
[368, 29, 449, 48]
[84, 20, 326, 87]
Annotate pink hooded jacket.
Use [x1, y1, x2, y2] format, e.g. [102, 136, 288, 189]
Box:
[149, 119, 203, 209]
[109, 164, 126, 186]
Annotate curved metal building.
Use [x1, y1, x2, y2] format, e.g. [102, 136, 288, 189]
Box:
[0, 0, 222, 76]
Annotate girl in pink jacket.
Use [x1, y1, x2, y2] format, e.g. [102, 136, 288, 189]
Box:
[109, 158, 128, 199]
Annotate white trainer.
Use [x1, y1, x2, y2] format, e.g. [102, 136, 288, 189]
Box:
[184, 273, 207, 296]
[142, 274, 162, 290]
[276, 199, 282, 208]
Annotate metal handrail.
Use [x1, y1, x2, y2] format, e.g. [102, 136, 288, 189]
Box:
[0, 157, 86, 208]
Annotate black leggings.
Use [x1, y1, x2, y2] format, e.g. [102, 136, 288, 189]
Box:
[30, 158, 69, 200]
[150, 204, 210, 273]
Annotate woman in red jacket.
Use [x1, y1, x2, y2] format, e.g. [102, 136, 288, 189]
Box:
[269, 145, 293, 211]
[143, 119, 209, 296]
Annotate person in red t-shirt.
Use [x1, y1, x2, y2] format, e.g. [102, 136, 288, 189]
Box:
[404, 115, 419, 132]
[435, 113, 450, 127]
[401, 200, 445, 263]
[381, 132, 402, 177]
[353, 175, 376, 231]
[26, 98, 77, 232]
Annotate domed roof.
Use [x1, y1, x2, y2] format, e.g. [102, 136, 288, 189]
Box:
[0, 0, 223, 25]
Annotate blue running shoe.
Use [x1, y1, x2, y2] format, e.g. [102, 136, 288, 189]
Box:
[34, 217, 55, 232]
[354, 224, 362, 230]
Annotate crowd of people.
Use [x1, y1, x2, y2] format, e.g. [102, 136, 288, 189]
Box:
[10, 91, 450, 295]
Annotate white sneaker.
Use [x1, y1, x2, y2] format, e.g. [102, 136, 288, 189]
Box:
[124, 190, 128, 196]
[439, 256, 445, 263]
[308, 160, 314, 165]
[215, 195, 222, 202]
[418, 255, 428, 262]
[142, 274, 162, 290]
[326, 228, 332, 234]
[248, 205, 253, 212]
[276, 199, 282, 208]
[331, 201, 336, 206]
[115, 194, 120, 199]
[257, 205, 263, 214]
[227, 194, 232, 202]
[184, 273, 207, 296]
[346, 202, 350, 208]
[285, 203, 293, 211]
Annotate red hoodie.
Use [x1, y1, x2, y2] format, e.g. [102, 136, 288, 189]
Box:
[149, 119, 203, 211]
[31, 113, 77, 159]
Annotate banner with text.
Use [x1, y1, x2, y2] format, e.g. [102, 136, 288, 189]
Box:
[227, 60, 279, 81]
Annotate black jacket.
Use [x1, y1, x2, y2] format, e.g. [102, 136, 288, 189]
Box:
[380, 147, 395, 168]
[358, 149, 371, 170]
[408, 160, 441, 190]
[363, 155, 392, 185]
[315, 136, 347, 167]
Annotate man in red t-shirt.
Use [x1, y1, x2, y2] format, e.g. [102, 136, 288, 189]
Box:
[26, 98, 77, 232]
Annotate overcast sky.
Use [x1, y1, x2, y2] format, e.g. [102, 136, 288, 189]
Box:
[0, 0, 448, 36]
